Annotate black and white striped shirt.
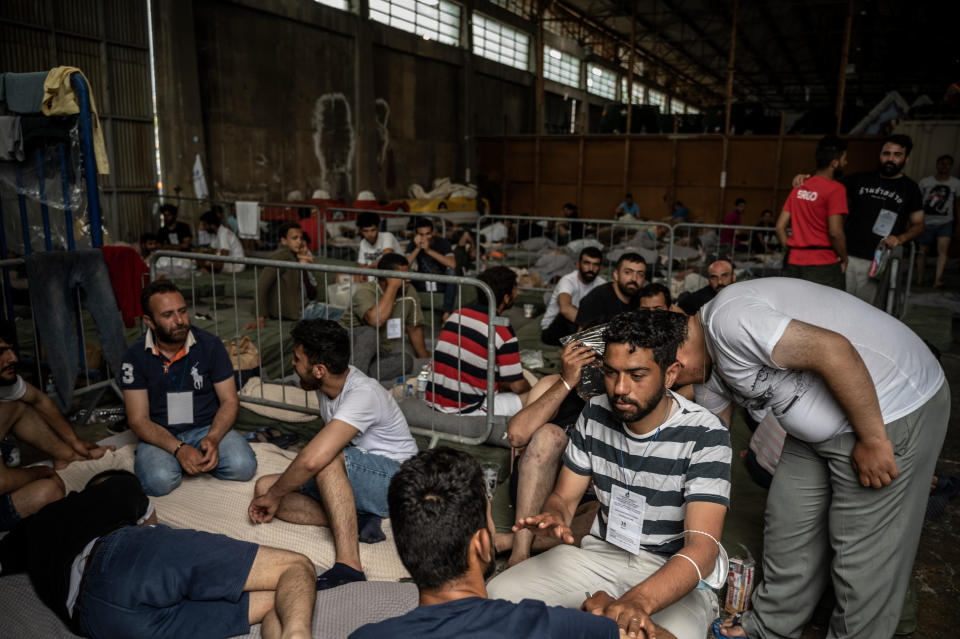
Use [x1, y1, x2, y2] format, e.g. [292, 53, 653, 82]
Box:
[564, 390, 731, 555]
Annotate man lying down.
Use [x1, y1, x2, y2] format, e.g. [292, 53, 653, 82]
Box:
[0, 470, 315, 639]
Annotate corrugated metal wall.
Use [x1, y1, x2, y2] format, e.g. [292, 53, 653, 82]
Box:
[1, 0, 155, 243]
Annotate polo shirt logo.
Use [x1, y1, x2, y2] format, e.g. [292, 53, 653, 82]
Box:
[191, 363, 203, 390]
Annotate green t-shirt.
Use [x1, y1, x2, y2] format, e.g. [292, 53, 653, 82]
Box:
[341, 281, 425, 352]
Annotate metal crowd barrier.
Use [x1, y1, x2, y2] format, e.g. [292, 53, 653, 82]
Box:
[150, 250, 500, 447]
[144, 194, 323, 254]
[667, 222, 783, 281]
[320, 208, 454, 260]
[474, 214, 674, 290]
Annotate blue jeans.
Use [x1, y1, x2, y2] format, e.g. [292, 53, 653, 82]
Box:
[134, 426, 257, 497]
[300, 446, 400, 517]
[76, 525, 258, 639]
[24, 249, 127, 412]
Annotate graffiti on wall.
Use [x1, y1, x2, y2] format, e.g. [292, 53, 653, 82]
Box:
[312, 93, 355, 199]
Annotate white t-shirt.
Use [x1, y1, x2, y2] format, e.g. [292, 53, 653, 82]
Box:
[0, 375, 26, 402]
[479, 222, 509, 243]
[540, 271, 607, 329]
[210, 225, 245, 272]
[316, 365, 417, 462]
[700, 278, 944, 442]
[358, 231, 401, 266]
[918, 175, 960, 226]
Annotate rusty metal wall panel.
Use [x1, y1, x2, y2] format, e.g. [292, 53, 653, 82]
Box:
[54, 35, 107, 107]
[2, 0, 44, 25]
[54, 0, 102, 38]
[104, 0, 148, 46]
[107, 44, 151, 118]
[0, 23, 50, 72]
[111, 120, 154, 188]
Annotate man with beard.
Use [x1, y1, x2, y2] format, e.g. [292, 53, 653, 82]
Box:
[428, 266, 531, 417]
[488, 311, 731, 639]
[121, 280, 256, 496]
[672, 279, 948, 639]
[841, 134, 923, 302]
[916, 154, 960, 287]
[676, 259, 736, 315]
[349, 448, 618, 639]
[541, 247, 605, 346]
[0, 322, 113, 531]
[776, 135, 849, 289]
[249, 319, 417, 591]
[575, 253, 646, 329]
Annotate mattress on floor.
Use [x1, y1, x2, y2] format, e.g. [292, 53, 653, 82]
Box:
[0, 443, 413, 638]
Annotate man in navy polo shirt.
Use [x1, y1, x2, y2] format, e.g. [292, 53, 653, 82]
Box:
[121, 280, 256, 496]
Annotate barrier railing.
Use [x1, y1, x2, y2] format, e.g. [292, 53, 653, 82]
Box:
[150, 250, 502, 447]
[320, 208, 457, 261]
[474, 214, 674, 290]
[144, 195, 323, 254]
[667, 222, 782, 281]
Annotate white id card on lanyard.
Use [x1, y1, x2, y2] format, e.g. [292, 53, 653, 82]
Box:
[872, 209, 898, 237]
[606, 484, 645, 555]
[386, 317, 403, 339]
[167, 391, 193, 425]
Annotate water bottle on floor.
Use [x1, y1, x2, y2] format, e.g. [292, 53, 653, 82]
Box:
[416, 363, 432, 400]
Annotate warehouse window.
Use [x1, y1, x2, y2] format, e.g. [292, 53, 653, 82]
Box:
[586, 64, 617, 100]
[647, 89, 664, 108]
[620, 78, 644, 104]
[314, 0, 350, 10]
[686, 105, 700, 115]
[672, 100, 685, 114]
[489, 0, 531, 17]
[369, 0, 462, 46]
[472, 13, 530, 70]
[542, 46, 580, 88]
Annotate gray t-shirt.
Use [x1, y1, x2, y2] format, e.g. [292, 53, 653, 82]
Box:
[316, 365, 417, 462]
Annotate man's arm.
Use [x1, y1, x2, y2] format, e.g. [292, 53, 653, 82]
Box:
[19, 384, 108, 459]
[515, 465, 592, 543]
[248, 420, 358, 523]
[362, 280, 401, 328]
[584, 502, 726, 638]
[0, 464, 59, 495]
[771, 319, 895, 488]
[505, 377, 532, 395]
[557, 292, 578, 323]
[425, 245, 456, 270]
[827, 214, 848, 272]
[196, 378, 240, 472]
[775, 210, 790, 251]
[883, 210, 924, 247]
[124, 388, 204, 474]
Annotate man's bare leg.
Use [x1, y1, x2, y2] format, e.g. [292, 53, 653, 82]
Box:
[406, 325, 429, 359]
[255, 475, 331, 526]
[934, 236, 951, 286]
[245, 546, 315, 639]
[508, 423, 567, 567]
[0, 402, 81, 469]
[6, 470, 64, 518]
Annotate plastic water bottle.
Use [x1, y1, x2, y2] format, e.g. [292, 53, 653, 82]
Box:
[416, 364, 431, 400]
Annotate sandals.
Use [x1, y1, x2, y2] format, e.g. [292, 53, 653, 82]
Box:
[712, 613, 745, 639]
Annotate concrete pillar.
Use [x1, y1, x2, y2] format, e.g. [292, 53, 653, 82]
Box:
[353, 0, 379, 200]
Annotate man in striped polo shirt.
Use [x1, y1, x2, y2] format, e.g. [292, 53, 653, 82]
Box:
[427, 267, 531, 417]
[487, 311, 731, 639]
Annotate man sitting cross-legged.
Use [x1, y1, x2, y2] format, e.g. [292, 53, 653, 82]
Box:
[249, 319, 418, 590]
[349, 447, 619, 639]
[0, 469, 315, 639]
[0, 320, 113, 531]
[487, 311, 731, 639]
[499, 340, 600, 568]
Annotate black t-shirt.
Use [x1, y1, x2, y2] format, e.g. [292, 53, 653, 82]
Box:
[406, 237, 454, 275]
[349, 596, 619, 639]
[158, 221, 193, 247]
[842, 172, 923, 260]
[575, 282, 638, 328]
[0, 474, 149, 624]
[677, 284, 717, 315]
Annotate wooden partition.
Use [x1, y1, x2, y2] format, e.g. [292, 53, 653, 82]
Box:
[478, 134, 884, 225]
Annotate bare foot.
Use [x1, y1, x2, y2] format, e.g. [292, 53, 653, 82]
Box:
[715, 614, 748, 638]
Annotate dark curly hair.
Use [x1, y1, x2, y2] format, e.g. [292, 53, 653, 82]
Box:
[604, 310, 688, 373]
[377, 252, 409, 272]
[356, 211, 381, 230]
[388, 448, 487, 590]
[291, 319, 349, 374]
[638, 282, 672, 307]
[140, 279, 183, 319]
[477, 266, 517, 309]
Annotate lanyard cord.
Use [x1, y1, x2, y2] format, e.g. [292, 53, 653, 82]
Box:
[617, 396, 671, 486]
[171, 354, 191, 393]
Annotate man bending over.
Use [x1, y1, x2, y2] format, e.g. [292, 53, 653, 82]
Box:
[249, 319, 418, 590]
[488, 311, 731, 639]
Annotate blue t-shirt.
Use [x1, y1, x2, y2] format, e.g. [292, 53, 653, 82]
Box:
[349, 597, 618, 639]
[618, 201, 640, 217]
[120, 327, 234, 434]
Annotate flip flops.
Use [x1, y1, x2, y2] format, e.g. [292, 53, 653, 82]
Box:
[712, 613, 744, 639]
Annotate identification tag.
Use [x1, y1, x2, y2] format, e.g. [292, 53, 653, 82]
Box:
[168, 232, 180, 245]
[167, 391, 194, 425]
[386, 317, 403, 339]
[872, 209, 898, 237]
[425, 281, 438, 292]
[606, 484, 645, 555]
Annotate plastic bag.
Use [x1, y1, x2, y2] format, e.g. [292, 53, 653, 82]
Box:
[559, 324, 607, 400]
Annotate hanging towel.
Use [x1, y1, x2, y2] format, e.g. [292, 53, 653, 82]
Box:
[0, 116, 24, 161]
[100, 246, 151, 328]
[40, 66, 110, 175]
[0, 71, 48, 114]
[236, 201, 260, 239]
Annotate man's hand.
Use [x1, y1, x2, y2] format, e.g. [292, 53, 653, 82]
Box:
[881, 235, 901, 248]
[791, 173, 812, 188]
[560, 340, 599, 389]
[840, 257, 848, 274]
[70, 439, 114, 460]
[415, 236, 430, 250]
[851, 437, 898, 488]
[583, 591, 657, 639]
[198, 436, 220, 472]
[176, 444, 205, 475]
[297, 250, 315, 264]
[248, 491, 281, 524]
[513, 511, 575, 544]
